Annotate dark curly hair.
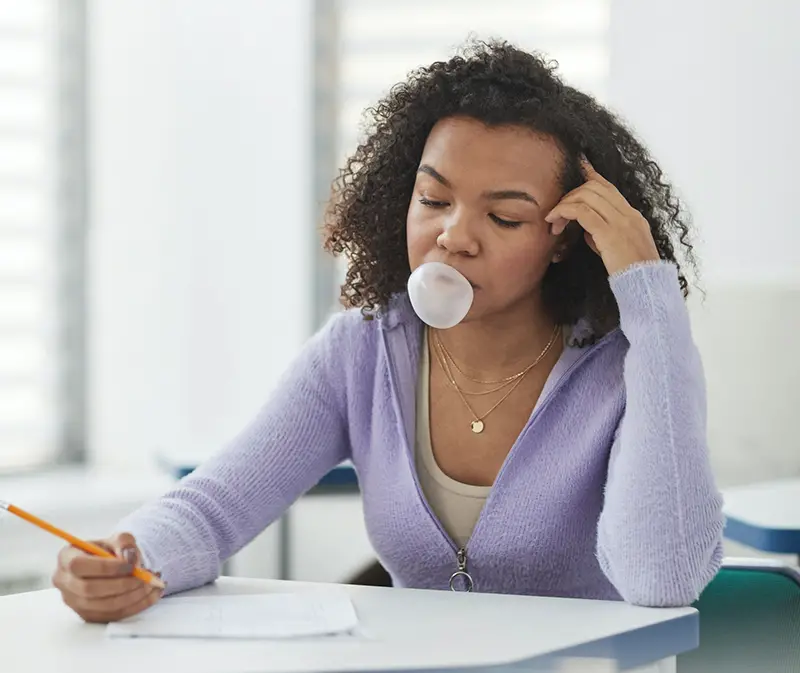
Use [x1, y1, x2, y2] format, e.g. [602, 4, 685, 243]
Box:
[324, 39, 696, 338]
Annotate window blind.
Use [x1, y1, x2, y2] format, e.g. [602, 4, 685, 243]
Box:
[0, 0, 86, 469]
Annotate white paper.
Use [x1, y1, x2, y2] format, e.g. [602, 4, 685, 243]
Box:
[106, 590, 359, 640]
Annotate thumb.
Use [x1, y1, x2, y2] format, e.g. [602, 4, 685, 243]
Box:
[109, 532, 139, 566]
[549, 216, 570, 237]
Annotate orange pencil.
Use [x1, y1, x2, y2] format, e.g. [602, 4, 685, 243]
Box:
[0, 499, 165, 590]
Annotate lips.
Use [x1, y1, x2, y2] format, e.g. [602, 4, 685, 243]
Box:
[421, 261, 478, 289]
[442, 267, 478, 288]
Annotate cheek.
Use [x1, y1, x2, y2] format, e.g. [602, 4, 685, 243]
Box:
[487, 234, 555, 291]
[406, 208, 436, 267]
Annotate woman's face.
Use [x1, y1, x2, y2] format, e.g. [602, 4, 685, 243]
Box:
[406, 116, 566, 323]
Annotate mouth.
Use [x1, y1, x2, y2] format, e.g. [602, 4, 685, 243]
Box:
[446, 269, 477, 289]
[422, 261, 479, 289]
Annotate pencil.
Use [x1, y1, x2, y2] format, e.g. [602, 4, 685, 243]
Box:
[0, 499, 166, 590]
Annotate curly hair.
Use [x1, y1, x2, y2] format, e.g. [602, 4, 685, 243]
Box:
[323, 39, 696, 338]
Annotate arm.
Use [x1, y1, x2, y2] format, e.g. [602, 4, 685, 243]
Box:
[114, 313, 353, 595]
[596, 261, 724, 607]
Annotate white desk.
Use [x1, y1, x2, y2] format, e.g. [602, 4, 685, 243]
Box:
[723, 478, 800, 560]
[0, 577, 696, 673]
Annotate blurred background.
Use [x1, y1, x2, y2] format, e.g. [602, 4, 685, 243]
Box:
[0, 0, 797, 594]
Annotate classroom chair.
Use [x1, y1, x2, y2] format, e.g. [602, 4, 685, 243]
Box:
[677, 558, 800, 673]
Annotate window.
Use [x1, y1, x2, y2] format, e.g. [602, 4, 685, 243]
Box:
[0, 0, 87, 470]
[312, 0, 610, 326]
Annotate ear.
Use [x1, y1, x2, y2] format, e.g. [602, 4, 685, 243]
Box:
[551, 220, 582, 263]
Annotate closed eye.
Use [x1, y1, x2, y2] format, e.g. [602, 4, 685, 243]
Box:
[489, 213, 523, 228]
[419, 197, 449, 208]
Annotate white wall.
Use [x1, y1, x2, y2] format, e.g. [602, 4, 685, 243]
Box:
[609, 0, 800, 559]
[609, 0, 800, 285]
[88, 0, 314, 469]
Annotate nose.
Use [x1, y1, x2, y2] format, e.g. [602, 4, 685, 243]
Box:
[436, 210, 479, 257]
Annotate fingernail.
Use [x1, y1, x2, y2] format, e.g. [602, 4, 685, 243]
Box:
[121, 547, 138, 566]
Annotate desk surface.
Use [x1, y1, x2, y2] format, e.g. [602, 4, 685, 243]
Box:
[0, 577, 696, 673]
[723, 478, 800, 553]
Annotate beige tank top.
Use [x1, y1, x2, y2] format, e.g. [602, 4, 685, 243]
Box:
[414, 333, 491, 549]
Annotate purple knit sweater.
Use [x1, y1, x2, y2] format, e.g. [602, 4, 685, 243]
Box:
[118, 261, 724, 607]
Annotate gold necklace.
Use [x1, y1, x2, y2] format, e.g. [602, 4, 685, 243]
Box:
[435, 324, 561, 385]
[431, 325, 561, 434]
[431, 340, 518, 396]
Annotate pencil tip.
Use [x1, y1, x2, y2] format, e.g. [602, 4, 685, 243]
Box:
[0, 500, 9, 510]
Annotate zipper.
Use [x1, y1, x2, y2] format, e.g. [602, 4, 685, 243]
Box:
[381, 323, 619, 593]
[449, 547, 474, 592]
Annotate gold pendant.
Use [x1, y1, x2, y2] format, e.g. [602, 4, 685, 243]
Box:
[471, 420, 485, 434]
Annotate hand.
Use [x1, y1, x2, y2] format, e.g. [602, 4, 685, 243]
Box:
[545, 158, 660, 276]
[52, 532, 162, 623]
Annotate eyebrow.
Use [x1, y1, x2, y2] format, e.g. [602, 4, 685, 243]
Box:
[417, 164, 451, 188]
[416, 164, 539, 206]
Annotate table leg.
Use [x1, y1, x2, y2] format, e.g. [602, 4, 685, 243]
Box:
[278, 509, 291, 580]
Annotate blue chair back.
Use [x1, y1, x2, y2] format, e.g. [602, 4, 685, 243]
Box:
[677, 560, 800, 673]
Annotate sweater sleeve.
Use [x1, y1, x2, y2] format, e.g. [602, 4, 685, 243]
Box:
[114, 312, 353, 595]
[595, 261, 724, 607]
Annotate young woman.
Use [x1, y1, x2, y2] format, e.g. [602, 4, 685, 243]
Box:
[53, 40, 724, 623]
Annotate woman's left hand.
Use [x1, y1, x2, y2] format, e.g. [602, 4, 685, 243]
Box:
[545, 158, 660, 276]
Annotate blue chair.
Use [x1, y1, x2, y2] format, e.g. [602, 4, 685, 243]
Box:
[677, 558, 800, 673]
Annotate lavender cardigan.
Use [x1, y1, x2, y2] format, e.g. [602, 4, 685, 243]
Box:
[119, 261, 724, 606]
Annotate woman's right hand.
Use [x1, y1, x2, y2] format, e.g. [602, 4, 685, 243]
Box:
[52, 532, 163, 623]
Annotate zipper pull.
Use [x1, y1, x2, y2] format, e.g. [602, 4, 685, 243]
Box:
[448, 547, 474, 592]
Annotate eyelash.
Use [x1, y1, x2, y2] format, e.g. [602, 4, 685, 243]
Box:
[489, 213, 523, 228]
[418, 198, 523, 229]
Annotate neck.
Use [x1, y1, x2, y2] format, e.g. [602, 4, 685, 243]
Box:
[432, 297, 562, 379]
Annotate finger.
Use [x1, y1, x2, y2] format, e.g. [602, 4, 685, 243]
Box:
[112, 585, 162, 621]
[585, 231, 600, 255]
[56, 571, 145, 599]
[108, 533, 139, 566]
[549, 216, 571, 237]
[579, 158, 633, 211]
[580, 156, 610, 186]
[60, 579, 157, 616]
[555, 188, 621, 226]
[545, 202, 606, 236]
[59, 546, 133, 579]
[568, 179, 630, 218]
[64, 585, 160, 625]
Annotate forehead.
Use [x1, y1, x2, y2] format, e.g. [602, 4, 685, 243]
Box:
[418, 116, 564, 191]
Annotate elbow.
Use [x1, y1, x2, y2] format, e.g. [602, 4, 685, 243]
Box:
[616, 577, 706, 608]
[599, 536, 724, 608]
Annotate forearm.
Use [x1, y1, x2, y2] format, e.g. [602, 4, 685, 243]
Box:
[114, 315, 353, 594]
[597, 262, 724, 606]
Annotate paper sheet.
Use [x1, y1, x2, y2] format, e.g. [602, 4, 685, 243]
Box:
[106, 590, 359, 640]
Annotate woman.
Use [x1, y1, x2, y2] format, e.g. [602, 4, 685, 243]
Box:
[52, 40, 724, 623]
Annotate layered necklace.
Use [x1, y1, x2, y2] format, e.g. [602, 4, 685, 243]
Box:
[431, 324, 562, 434]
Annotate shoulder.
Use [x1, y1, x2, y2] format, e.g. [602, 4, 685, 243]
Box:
[314, 306, 379, 361]
[313, 293, 417, 367]
[318, 294, 416, 342]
